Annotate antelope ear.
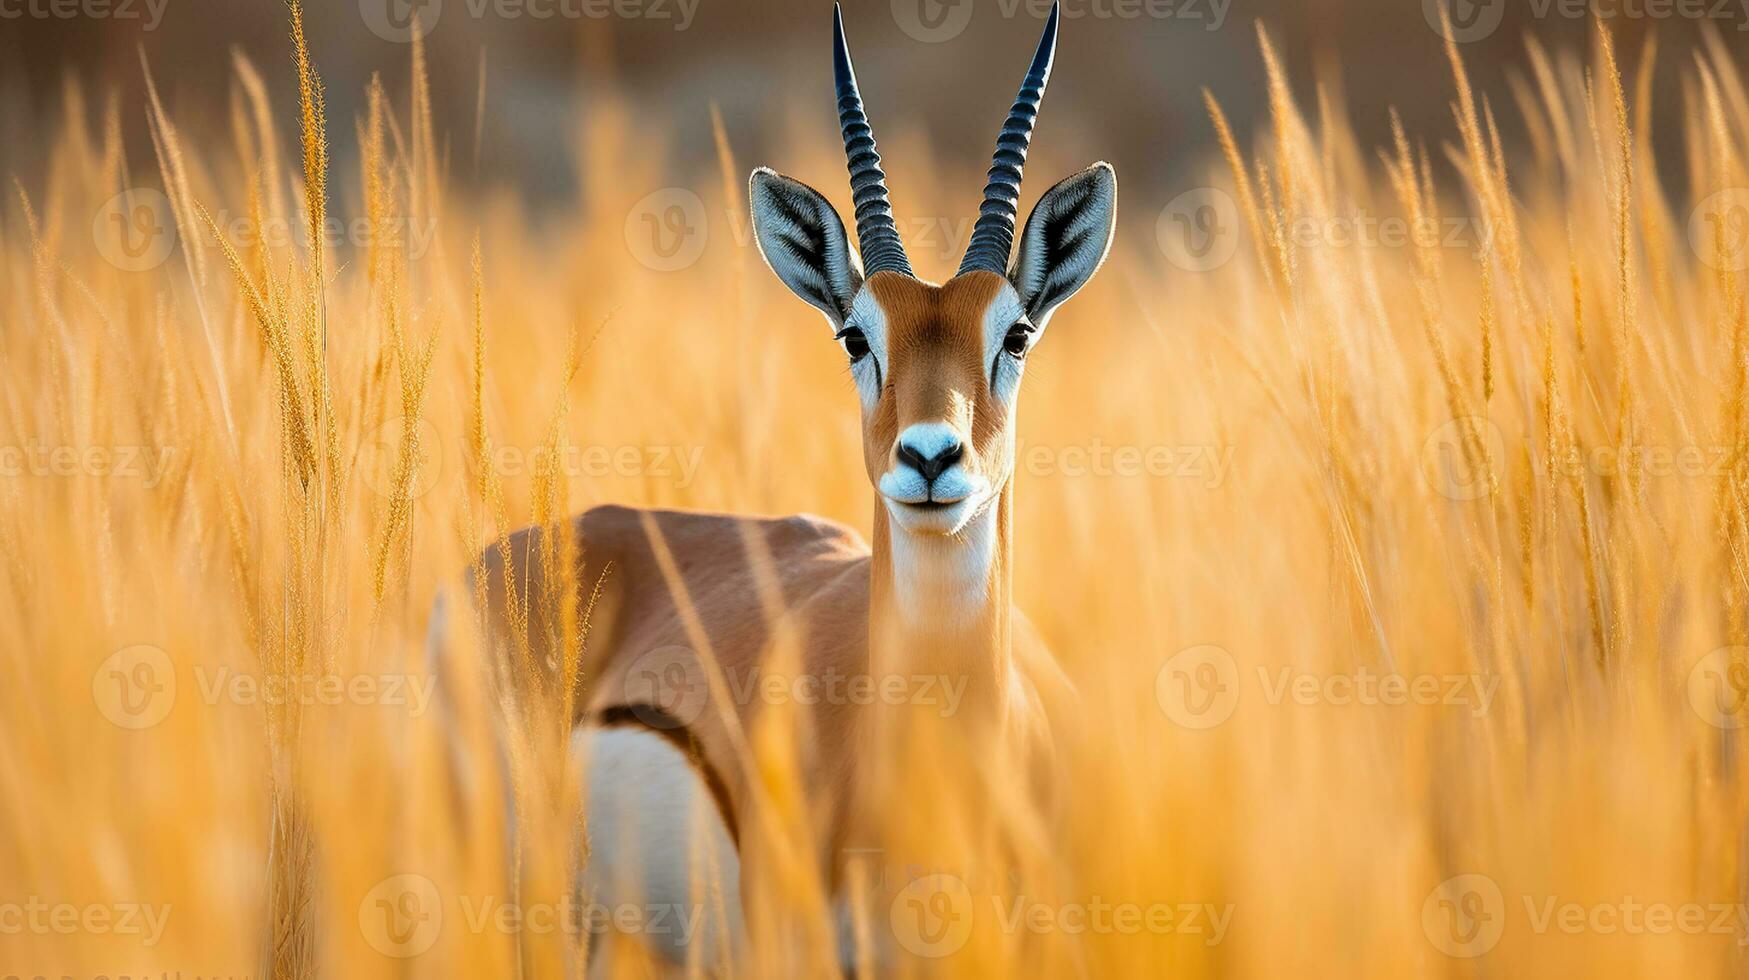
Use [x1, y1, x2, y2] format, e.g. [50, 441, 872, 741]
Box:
[749, 167, 863, 323]
[1009, 163, 1117, 324]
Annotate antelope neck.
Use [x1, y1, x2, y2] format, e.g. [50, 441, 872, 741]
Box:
[869, 482, 1014, 713]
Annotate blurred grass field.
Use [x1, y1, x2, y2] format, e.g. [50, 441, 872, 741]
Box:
[4, 2, 1749, 975]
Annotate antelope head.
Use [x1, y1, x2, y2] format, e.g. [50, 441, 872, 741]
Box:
[749, 2, 1116, 547]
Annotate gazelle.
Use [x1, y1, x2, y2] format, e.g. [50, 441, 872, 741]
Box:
[464, 1, 1115, 970]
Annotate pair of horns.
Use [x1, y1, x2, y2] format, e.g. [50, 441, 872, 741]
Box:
[833, 1, 1059, 278]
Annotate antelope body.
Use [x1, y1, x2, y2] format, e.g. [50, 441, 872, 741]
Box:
[459, 3, 1117, 971]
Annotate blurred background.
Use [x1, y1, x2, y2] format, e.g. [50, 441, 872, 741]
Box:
[3, 0, 1746, 220]
[6, 0, 1749, 975]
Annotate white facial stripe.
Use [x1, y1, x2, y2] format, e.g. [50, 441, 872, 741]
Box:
[981, 282, 1026, 367]
[844, 289, 891, 408]
[982, 281, 1029, 404]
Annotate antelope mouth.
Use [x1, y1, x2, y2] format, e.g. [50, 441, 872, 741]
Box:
[883, 492, 987, 536]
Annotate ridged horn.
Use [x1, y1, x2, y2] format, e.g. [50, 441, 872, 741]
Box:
[958, 0, 1059, 276]
[834, 3, 913, 277]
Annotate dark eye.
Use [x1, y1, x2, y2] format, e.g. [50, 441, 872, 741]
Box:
[1002, 323, 1032, 358]
[837, 327, 870, 362]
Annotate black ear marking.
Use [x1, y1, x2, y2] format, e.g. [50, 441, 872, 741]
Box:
[749, 167, 862, 323]
[763, 181, 834, 307]
[1010, 163, 1117, 322]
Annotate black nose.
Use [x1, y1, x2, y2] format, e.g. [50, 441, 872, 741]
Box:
[896, 438, 964, 483]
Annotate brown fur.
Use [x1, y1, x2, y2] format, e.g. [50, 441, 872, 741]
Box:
[471, 269, 1072, 888]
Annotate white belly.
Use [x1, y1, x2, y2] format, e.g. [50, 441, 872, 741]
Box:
[572, 725, 744, 976]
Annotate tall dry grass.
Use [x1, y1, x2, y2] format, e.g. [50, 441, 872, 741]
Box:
[3, 3, 1749, 976]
